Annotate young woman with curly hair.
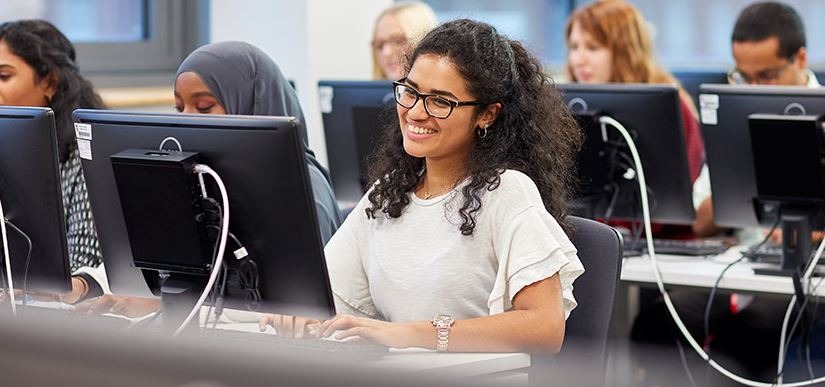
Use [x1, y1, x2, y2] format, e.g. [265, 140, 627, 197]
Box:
[262, 19, 584, 353]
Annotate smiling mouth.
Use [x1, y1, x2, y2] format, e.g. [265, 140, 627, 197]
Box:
[407, 123, 437, 135]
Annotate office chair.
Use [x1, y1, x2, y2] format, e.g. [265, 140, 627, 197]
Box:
[532, 216, 623, 387]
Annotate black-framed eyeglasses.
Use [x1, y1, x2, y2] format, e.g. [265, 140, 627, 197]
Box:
[727, 55, 796, 85]
[392, 79, 485, 119]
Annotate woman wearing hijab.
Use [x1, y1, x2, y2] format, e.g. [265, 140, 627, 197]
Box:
[73, 41, 341, 317]
[174, 41, 341, 242]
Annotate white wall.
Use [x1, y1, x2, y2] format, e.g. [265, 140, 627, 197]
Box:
[210, 0, 392, 167]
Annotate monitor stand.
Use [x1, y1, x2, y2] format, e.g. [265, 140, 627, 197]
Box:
[158, 272, 207, 334]
[754, 209, 814, 277]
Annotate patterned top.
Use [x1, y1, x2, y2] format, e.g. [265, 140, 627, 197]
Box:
[60, 149, 102, 272]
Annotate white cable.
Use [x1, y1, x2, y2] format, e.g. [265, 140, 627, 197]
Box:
[172, 164, 228, 337]
[599, 115, 825, 387]
[198, 174, 208, 199]
[777, 235, 825, 385]
[0, 197, 16, 315]
[158, 137, 183, 152]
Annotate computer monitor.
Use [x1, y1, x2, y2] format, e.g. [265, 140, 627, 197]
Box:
[73, 110, 335, 322]
[672, 70, 728, 111]
[0, 106, 71, 294]
[558, 83, 696, 225]
[748, 114, 825, 275]
[699, 85, 825, 228]
[319, 80, 394, 208]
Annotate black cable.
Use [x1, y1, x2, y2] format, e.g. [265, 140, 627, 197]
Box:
[207, 226, 244, 256]
[5, 220, 32, 306]
[238, 258, 260, 311]
[675, 336, 698, 387]
[806, 336, 815, 381]
[211, 264, 228, 330]
[804, 276, 821, 381]
[702, 255, 745, 346]
[703, 216, 782, 347]
[603, 183, 621, 221]
[203, 208, 223, 329]
[772, 274, 825, 384]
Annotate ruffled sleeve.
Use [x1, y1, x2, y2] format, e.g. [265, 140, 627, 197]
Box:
[485, 171, 585, 319]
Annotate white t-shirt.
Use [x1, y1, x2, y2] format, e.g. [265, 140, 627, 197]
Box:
[323, 169, 585, 323]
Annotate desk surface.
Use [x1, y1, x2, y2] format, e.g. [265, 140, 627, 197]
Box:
[620, 246, 820, 295]
[215, 321, 531, 378]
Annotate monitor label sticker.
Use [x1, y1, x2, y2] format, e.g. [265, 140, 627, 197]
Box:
[319, 86, 333, 114]
[78, 139, 92, 160]
[699, 94, 718, 125]
[74, 123, 92, 141]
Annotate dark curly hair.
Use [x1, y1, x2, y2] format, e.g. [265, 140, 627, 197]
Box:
[365, 19, 582, 235]
[0, 19, 104, 163]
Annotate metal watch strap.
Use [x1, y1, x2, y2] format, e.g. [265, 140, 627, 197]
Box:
[432, 314, 454, 352]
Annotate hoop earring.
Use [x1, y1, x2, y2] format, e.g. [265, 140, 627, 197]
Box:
[477, 124, 489, 139]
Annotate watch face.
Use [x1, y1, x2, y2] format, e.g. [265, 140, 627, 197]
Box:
[433, 314, 454, 327]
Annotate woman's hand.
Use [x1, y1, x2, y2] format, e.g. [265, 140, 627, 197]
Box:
[258, 314, 321, 338]
[63, 276, 89, 304]
[316, 315, 427, 349]
[72, 295, 160, 318]
[0, 276, 86, 304]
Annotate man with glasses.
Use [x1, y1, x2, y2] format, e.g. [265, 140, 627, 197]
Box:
[679, 3, 821, 383]
[729, 1, 819, 87]
[694, 1, 819, 237]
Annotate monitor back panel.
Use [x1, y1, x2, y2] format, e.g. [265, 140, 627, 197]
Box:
[319, 80, 394, 207]
[74, 110, 334, 318]
[700, 85, 825, 228]
[559, 84, 696, 224]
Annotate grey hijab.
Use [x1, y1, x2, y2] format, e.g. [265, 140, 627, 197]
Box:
[176, 41, 341, 240]
[176, 41, 331, 183]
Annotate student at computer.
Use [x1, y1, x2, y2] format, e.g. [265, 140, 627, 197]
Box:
[634, 4, 820, 383]
[173, 41, 341, 242]
[73, 41, 343, 318]
[263, 19, 585, 353]
[565, 0, 704, 242]
[371, 1, 437, 80]
[566, 0, 703, 183]
[693, 0, 820, 237]
[0, 20, 107, 304]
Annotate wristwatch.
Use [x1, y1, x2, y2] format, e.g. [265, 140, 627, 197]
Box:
[431, 314, 455, 352]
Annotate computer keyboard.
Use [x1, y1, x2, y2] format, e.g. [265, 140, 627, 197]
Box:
[744, 244, 783, 264]
[14, 305, 134, 329]
[200, 327, 389, 357]
[623, 238, 730, 257]
[743, 243, 822, 264]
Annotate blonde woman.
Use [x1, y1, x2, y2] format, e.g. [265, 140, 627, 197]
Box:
[371, 1, 437, 80]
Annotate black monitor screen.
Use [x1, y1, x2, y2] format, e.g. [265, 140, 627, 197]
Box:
[700, 85, 825, 228]
[0, 106, 70, 294]
[319, 80, 393, 208]
[559, 83, 696, 225]
[352, 106, 386, 190]
[74, 110, 335, 319]
[749, 114, 825, 201]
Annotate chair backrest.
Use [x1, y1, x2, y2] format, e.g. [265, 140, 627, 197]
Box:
[533, 216, 623, 386]
[565, 216, 624, 346]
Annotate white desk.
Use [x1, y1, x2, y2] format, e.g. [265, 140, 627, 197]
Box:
[213, 321, 531, 385]
[608, 247, 810, 385]
[620, 246, 819, 296]
[613, 246, 815, 335]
